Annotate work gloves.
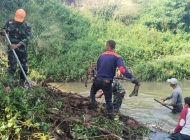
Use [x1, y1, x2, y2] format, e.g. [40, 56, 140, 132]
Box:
[131, 76, 139, 85]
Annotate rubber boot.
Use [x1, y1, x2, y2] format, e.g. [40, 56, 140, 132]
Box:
[88, 93, 96, 110]
[20, 79, 28, 88]
[19, 71, 28, 88]
[88, 83, 96, 110]
[88, 102, 95, 110]
[8, 73, 14, 87]
[107, 108, 114, 120]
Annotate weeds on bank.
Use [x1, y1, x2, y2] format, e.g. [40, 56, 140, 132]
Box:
[0, 60, 150, 139]
[0, 72, 50, 139]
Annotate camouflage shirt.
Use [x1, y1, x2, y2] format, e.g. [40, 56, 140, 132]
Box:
[3, 19, 31, 47]
[112, 79, 126, 95]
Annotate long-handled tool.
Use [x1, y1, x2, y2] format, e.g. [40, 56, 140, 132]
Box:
[5, 33, 32, 89]
[154, 99, 173, 110]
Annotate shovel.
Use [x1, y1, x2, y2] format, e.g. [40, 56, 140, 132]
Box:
[5, 32, 32, 89]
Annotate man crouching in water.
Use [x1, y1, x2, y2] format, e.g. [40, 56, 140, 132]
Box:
[161, 78, 183, 114]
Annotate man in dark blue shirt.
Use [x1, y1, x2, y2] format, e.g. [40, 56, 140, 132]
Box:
[89, 40, 139, 120]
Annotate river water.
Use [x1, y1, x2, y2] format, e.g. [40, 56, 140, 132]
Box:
[50, 81, 190, 139]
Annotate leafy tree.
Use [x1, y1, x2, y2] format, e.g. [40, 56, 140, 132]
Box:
[139, 0, 190, 31]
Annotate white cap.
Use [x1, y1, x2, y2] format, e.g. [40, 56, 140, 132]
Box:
[167, 78, 178, 85]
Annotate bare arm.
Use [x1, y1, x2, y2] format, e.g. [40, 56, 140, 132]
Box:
[163, 92, 178, 106]
[161, 93, 172, 101]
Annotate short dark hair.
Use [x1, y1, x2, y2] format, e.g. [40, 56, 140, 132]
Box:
[107, 40, 116, 49]
[184, 97, 190, 106]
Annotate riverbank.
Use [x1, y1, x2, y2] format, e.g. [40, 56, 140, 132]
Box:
[0, 73, 150, 140]
[50, 81, 190, 132]
[0, 62, 174, 139]
[43, 83, 151, 139]
[1, 0, 190, 82]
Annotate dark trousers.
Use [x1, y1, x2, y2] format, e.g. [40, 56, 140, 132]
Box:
[8, 47, 28, 80]
[90, 78, 113, 111]
[169, 133, 190, 140]
[172, 105, 183, 114]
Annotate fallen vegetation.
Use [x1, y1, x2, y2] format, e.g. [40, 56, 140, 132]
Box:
[43, 82, 150, 140]
[0, 69, 150, 140]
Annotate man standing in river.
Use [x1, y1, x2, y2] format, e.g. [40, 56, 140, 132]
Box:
[161, 78, 183, 114]
[88, 40, 139, 120]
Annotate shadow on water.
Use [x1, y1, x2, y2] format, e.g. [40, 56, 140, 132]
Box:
[50, 80, 190, 139]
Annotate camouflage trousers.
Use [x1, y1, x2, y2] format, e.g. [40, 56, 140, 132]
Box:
[8, 47, 28, 81]
[113, 91, 125, 111]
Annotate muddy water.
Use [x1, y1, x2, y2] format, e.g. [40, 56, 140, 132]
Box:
[50, 81, 190, 131]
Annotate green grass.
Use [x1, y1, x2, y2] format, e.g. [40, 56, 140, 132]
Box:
[1, 0, 190, 81]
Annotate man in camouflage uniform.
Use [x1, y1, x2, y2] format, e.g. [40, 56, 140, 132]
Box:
[112, 79, 126, 111]
[1, 9, 31, 85]
[96, 79, 126, 112]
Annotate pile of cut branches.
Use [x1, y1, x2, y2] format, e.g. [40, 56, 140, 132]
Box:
[43, 83, 150, 140]
[0, 70, 149, 140]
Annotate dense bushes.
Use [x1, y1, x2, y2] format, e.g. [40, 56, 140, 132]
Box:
[133, 55, 190, 81]
[0, 0, 104, 81]
[1, 0, 190, 81]
[0, 71, 50, 139]
[139, 0, 190, 32]
[0, 68, 150, 139]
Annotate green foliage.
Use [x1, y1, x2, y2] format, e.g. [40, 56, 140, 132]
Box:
[116, 25, 190, 64]
[1, 0, 190, 81]
[25, 0, 104, 81]
[133, 55, 190, 81]
[91, 4, 118, 21]
[0, 72, 51, 139]
[28, 69, 46, 82]
[0, 0, 29, 12]
[92, 116, 124, 136]
[70, 115, 150, 139]
[139, 0, 190, 31]
[0, 68, 150, 139]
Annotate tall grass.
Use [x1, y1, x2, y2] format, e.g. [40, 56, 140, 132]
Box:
[1, 0, 190, 81]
